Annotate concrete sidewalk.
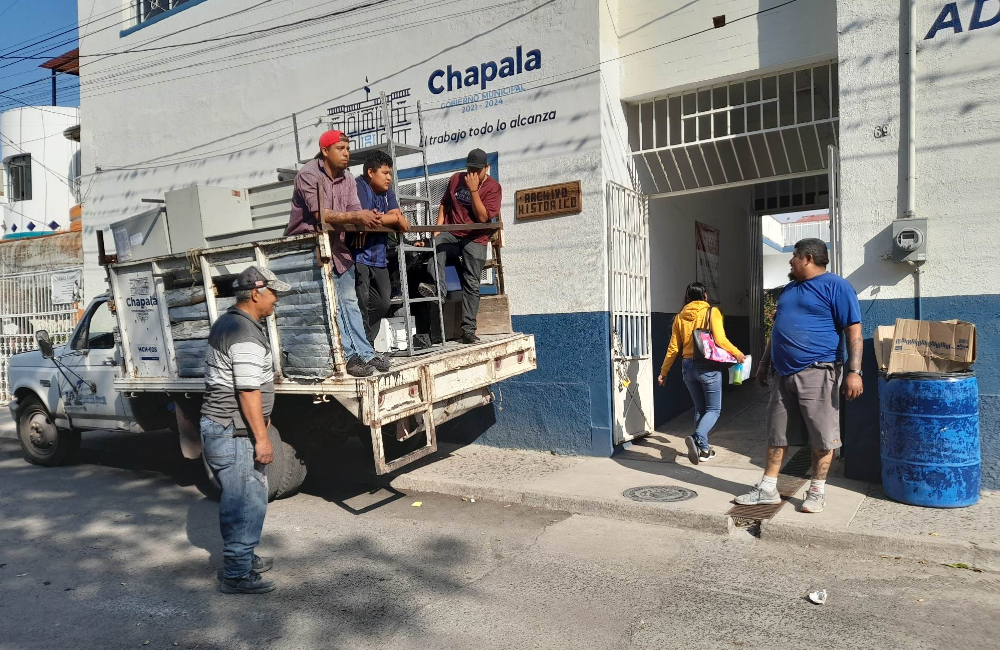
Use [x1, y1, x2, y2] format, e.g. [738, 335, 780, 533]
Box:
[350, 384, 1000, 571]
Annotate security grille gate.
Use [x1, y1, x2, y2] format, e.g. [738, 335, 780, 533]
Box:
[0, 267, 82, 404]
[607, 182, 653, 444]
[629, 61, 839, 197]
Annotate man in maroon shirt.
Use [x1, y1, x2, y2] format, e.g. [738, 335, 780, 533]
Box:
[418, 148, 501, 344]
[286, 130, 390, 376]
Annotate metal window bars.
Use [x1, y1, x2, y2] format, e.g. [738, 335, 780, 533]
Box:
[134, 0, 191, 25]
[629, 61, 840, 198]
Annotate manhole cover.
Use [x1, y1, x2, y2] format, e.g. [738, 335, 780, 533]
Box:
[623, 485, 697, 503]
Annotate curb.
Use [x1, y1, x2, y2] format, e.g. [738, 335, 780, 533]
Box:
[760, 519, 1000, 572]
[383, 472, 1000, 570]
[386, 474, 732, 535]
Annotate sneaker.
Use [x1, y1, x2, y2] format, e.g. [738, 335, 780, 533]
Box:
[252, 554, 273, 573]
[800, 488, 826, 513]
[219, 570, 275, 594]
[368, 353, 391, 373]
[698, 448, 716, 463]
[417, 282, 437, 298]
[346, 355, 375, 377]
[685, 436, 700, 465]
[734, 483, 782, 506]
[461, 332, 481, 345]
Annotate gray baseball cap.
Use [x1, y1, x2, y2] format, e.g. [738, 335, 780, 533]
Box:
[233, 265, 291, 293]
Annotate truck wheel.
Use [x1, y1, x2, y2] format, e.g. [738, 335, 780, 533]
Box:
[16, 395, 81, 467]
[274, 435, 308, 500]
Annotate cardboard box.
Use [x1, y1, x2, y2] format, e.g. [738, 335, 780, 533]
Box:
[873, 325, 896, 371]
[875, 318, 977, 374]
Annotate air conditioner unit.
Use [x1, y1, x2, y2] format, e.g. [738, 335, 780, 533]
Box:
[164, 186, 252, 251]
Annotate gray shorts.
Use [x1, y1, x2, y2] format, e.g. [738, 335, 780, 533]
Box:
[767, 364, 843, 451]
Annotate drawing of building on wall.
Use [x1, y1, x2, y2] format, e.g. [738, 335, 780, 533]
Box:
[327, 88, 413, 149]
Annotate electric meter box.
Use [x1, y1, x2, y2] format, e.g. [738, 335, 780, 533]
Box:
[110, 208, 172, 262]
[164, 185, 252, 252]
[891, 218, 927, 262]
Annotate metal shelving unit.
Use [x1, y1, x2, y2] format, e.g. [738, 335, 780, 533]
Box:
[345, 93, 447, 357]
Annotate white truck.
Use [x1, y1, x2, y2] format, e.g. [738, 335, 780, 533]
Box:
[6, 174, 536, 500]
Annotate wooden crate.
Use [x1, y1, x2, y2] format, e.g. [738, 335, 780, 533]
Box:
[443, 294, 513, 338]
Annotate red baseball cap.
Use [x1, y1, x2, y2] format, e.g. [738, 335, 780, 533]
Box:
[319, 130, 347, 149]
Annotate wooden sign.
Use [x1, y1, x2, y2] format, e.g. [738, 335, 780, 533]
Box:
[515, 181, 582, 220]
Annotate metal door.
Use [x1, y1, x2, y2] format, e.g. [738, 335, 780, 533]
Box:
[828, 145, 843, 275]
[607, 182, 653, 444]
[746, 203, 765, 372]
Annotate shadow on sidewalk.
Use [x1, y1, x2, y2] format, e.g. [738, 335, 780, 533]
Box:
[620, 382, 772, 471]
[611, 382, 858, 504]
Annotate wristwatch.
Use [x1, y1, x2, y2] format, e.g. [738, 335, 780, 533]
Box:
[847, 369, 863, 377]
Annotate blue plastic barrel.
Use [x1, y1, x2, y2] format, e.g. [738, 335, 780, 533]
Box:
[879, 372, 980, 507]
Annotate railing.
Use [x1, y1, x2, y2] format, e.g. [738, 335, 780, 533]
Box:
[782, 220, 830, 244]
[0, 268, 81, 404]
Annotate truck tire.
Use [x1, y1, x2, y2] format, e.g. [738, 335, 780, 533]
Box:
[16, 395, 81, 467]
[274, 437, 308, 500]
[260, 423, 287, 502]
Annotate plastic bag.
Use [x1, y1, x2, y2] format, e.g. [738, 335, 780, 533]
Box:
[729, 355, 752, 385]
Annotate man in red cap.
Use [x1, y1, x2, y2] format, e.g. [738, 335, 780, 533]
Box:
[286, 130, 391, 377]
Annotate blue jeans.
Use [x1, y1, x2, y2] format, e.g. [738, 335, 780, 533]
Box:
[681, 358, 722, 451]
[333, 266, 376, 362]
[200, 417, 268, 579]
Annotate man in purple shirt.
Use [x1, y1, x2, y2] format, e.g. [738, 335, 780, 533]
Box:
[285, 130, 389, 377]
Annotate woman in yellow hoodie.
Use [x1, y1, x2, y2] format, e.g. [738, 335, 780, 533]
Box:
[657, 282, 744, 465]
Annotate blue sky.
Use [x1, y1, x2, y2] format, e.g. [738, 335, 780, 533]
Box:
[0, 0, 82, 112]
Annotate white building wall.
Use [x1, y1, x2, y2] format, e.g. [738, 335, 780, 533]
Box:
[599, 0, 637, 193]
[762, 250, 789, 288]
[0, 107, 80, 237]
[618, 0, 837, 99]
[837, 0, 1000, 488]
[77, 0, 606, 314]
[838, 0, 1000, 302]
[77, 0, 620, 456]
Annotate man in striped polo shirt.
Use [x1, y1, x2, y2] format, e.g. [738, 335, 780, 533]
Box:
[201, 266, 289, 594]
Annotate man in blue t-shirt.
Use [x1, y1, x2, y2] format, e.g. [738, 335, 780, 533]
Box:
[735, 238, 864, 514]
[354, 150, 410, 344]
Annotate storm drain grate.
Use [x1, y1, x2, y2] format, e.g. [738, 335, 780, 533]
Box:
[623, 485, 698, 503]
[726, 446, 813, 524]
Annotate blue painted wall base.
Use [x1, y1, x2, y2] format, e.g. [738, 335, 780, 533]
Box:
[437, 311, 614, 457]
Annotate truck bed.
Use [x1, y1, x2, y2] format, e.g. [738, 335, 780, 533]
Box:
[113, 331, 536, 420]
[105, 232, 536, 474]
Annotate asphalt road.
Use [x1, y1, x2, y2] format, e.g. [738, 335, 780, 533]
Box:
[1, 415, 998, 650]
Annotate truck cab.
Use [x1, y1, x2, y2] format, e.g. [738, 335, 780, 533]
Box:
[7, 295, 134, 465]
